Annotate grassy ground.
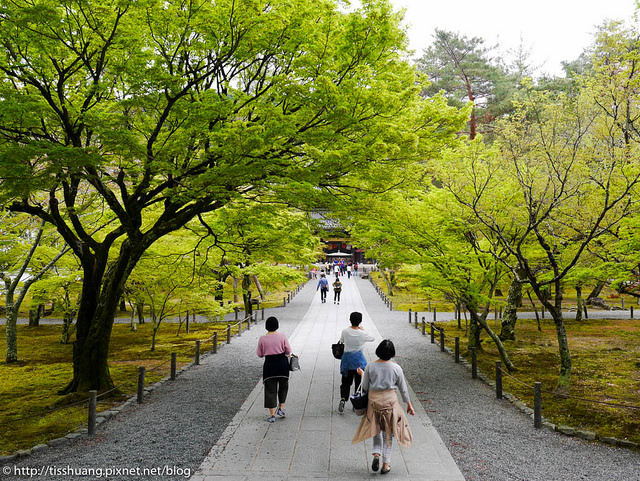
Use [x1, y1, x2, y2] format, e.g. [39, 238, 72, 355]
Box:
[369, 273, 640, 445]
[0, 321, 236, 455]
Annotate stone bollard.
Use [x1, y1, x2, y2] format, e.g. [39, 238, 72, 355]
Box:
[454, 337, 460, 363]
[471, 347, 477, 379]
[88, 390, 97, 435]
[137, 366, 145, 404]
[534, 382, 542, 428]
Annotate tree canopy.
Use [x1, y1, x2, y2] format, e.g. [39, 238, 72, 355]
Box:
[0, 0, 454, 393]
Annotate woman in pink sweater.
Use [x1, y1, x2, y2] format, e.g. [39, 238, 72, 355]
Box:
[257, 316, 292, 423]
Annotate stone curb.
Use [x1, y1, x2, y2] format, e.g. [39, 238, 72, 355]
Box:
[441, 345, 639, 450]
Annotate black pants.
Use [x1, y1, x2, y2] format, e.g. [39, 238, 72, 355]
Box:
[334, 290, 341, 303]
[264, 377, 289, 408]
[320, 288, 327, 302]
[340, 369, 362, 401]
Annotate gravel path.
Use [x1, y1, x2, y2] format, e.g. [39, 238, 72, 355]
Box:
[3, 277, 639, 481]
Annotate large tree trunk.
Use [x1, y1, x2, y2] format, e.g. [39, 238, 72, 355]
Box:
[28, 303, 44, 327]
[535, 283, 572, 393]
[575, 284, 583, 323]
[60, 241, 141, 394]
[5, 296, 18, 363]
[586, 281, 606, 303]
[500, 275, 522, 341]
[253, 274, 265, 301]
[242, 273, 253, 317]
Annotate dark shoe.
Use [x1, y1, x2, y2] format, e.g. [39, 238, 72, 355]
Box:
[338, 399, 345, 412]
[267, 415, 275, 423]
[276, 407, 286, 418]
[381, 464, 390, 474]
[371, 456, 380, 472]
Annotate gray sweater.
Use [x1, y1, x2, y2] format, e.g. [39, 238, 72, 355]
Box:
[361, 361, 410, 403]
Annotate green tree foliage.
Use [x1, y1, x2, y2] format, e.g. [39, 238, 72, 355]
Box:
[417, 29, 517, 139]
[436, 62, 640, 390]
[0, 0, 445, 393]
[0, 212, 69, 361]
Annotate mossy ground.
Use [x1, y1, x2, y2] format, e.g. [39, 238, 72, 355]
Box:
[369, 273, 640, 445]
[0, 321, 231, 455]
[438, 317, 640, 444]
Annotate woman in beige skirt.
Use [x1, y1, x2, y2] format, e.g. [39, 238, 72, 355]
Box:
[353, 340, 414, 474]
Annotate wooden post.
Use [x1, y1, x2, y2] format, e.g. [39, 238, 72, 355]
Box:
[262, 307, 265, 321]
[171, 353, 177, 380]
[471, 347, 477, 379]
[414, 311, 418, 325]
[137, 367, 145, 404]
[88, 390, 97, 435]
[186, 310, 190, 334]
[421, 317, 426, 336]
[430, 322, 435, 343]
[495, 362, 502, 399]
[428, 300, 431, 311]
[433, 307, 437, 323]
[631, 306, 634, 319]
[440, 328, 445, 352]
[389, 300, 393, 311]
[454, 337, 460, 363]
[534, 382, 542, 428]
[234, 308, 238, 320]
[414, 314, 418, 329]
[409, 309, 412, 323]
[227, 324, 231, 344]
[213, 332, 218, 354]
[195, 340, 200, 366]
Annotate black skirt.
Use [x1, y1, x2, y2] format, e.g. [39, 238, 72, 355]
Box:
[263, 353, 290, 381]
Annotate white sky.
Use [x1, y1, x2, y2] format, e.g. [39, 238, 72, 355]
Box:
[388, 0, 639, 76]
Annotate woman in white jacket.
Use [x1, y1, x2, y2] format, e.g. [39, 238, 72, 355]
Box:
[337, 311, 375, 413]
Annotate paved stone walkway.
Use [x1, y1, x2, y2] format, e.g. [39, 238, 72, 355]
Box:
[191, 275, 465, 480]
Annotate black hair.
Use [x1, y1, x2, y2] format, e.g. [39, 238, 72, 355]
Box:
[265, 316, 279, 332]
[349, 311, 363, 326]
[375, 339, 395, 361]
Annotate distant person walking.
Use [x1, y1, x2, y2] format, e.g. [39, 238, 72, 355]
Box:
[332, 277, 342, 304]
[347, 264, 352, 279]
[353, 340, 414, 475]
[338, 312, 375, 413]
[317, 273, 329, 303]
[257, 316, 292, 423]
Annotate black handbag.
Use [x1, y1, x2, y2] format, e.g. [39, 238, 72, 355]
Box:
[289, 354, 300, 371]
[331, 341, 344, 359]
[350, 385, 368, 415]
